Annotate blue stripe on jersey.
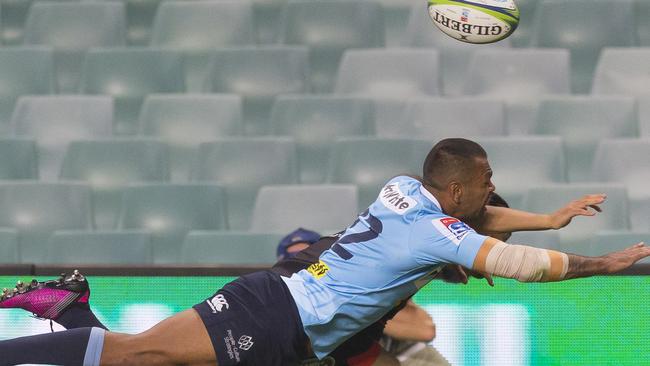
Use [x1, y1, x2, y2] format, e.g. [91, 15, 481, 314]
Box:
[282, 176, 487, 358]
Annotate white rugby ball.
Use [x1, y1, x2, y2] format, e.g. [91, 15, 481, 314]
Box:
[427, 0, 520, 44]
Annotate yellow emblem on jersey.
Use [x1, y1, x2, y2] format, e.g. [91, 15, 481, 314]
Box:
[307, 260, 329, 279]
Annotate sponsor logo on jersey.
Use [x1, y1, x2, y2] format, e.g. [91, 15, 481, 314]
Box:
[307, 260, 330, 279]
[237, 335, 254, 351]
[207, 294, 229, 313]
[432, 217, 472, 245]
[380, 183, 417, 215]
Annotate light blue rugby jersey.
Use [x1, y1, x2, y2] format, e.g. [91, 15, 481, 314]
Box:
[282, 175, 488, 358]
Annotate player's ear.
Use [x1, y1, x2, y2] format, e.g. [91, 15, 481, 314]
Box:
[449, 181, 463, 204]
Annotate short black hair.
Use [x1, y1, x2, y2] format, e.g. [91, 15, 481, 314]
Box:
[422, 138, 487, 189]
[487, 192, 509, 208]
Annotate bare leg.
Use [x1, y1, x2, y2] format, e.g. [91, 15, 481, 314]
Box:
[100, 309, 218, 366]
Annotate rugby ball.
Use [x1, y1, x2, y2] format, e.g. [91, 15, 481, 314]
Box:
[427, 0, 519, 44]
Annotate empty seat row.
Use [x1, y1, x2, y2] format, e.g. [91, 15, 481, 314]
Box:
[11, 0, 384, 93]
[4, 0, 650, 93]
[0, 230, 291, 266]
[1, 46, 650, 134]
[1, 135, 649, 229]
[0, 182, 359, 264]
[6, 92, 650, 183]
[11, 93, 650, 140]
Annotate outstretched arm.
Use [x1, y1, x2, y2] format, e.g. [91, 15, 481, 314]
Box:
[477, 194, 606, 233]
[472, 237, 650, 282]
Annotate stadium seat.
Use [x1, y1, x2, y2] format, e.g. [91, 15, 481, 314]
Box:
[250, 184, 358, 234]
[476, 137, 566, 209]
[150, 0, 255, 92]
[327, 137, 427, 209]
[592, 48, 650, 95]
[150, 1, 254, 49]
[0, 182, 92, 264]
[463, 48, 570, 134]
[117, 183, 227, 263]
[23, 2, 127, 92]
[203, 46, 310, 135]
[181, 231, 282, 265]
[523, 184, 629, 251]
[11, 95, 113, 180]
[402, 4, 511, 97]
[59, 139, 170, 230]
[334, 49, 440, 98]
[534, 96, 638, 182]
[590, 231, 650, 263]
[193, 138, 298, 230]
[46, 230, 153, 265]
[508, 230, 561, 251]
[383, 97, 506, 140]
[0, 138, 37, 179]
[79, 48, 184, 135]
[0, 47, 54, 132]
[529, 0, 637, 93]
[0, 228, 19, 264]
[138, 94, 243, 181]
[592, 139, 650, 231]
[281, 0, 384, 93]
[270, 95, 374, 183]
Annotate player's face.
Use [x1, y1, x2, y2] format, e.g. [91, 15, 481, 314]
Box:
[287, 242, 311, 255]
[462, 157, 495, 220]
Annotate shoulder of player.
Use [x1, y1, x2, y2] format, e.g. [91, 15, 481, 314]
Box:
[412, 213, 473, 233]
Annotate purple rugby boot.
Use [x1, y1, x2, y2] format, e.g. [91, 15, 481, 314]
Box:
[0, 270, 89, 320]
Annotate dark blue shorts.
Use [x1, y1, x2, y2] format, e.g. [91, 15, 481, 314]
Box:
[193, 270, 311, 366]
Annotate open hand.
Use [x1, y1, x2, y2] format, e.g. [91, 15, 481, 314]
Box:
[603, 242, 650, 274]
[549, 194, 606, 230]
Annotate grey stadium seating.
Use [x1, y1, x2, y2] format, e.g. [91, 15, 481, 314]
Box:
[46, 230, 153, 265]
[138, 94, 243, 181]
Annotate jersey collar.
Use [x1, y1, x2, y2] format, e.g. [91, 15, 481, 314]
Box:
[419, 185, 442, 211]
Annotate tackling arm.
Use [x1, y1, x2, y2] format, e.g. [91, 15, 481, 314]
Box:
[472, 237, 650, 282]
[477, 194, 607, 234]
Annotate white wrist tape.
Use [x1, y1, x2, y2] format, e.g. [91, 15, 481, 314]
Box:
[484, 241, 569, 282]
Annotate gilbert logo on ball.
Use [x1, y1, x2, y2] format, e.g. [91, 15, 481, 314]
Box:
[427, 0, 519, 44]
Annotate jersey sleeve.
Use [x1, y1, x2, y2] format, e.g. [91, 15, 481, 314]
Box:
[409, 215, 488, 269]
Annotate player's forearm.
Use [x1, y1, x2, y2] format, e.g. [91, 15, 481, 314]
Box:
[563, 254, 610, 280]
[478, 206, 553, 233]
[473, 238, 647, 283]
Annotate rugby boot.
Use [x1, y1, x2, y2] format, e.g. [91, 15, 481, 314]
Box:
[0, 270, 89, 320]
